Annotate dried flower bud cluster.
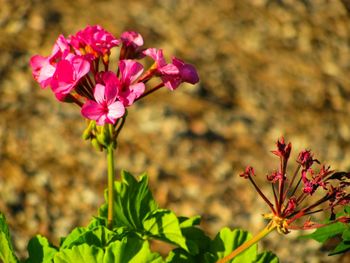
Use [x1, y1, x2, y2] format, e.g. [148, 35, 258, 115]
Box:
[240, 137, 350, 234]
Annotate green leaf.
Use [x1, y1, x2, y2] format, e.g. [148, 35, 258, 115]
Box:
[53, 244, 104, 263]
[99, 171, 158, 229]
[0, 213, 18, 263]
[166, 248, 196, 263]
[178, 216, 201, 228]
[253, 251, 279, 263]
[329, 228, 350, 255]
[60, 227, 91, 248]
[26, 235, 58, 263]
[60, 226, 117, 249]
[300, 222, 346, 243]
[143, 209, 189, 252]
[210, 227, 257, 263]
[103, 237, 163, 263]
[181, 226, 211, 255]
[300, 206, 350, 256]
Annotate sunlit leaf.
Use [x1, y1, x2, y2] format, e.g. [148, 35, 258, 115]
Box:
[26, 235, 57, 263]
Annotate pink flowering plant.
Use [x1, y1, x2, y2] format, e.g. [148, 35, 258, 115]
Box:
[0, 25, 349, 263]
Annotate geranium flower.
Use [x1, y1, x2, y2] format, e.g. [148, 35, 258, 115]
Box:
[51, 54, 90, 101]
[70, 25, 120, 58]
[143, 48, 179, 76]
[143, 48, 199, 90]
[161, 57, 199, 90]
[120, 31, 143, 48]
[117, 59, 145, 106]
[119, 31, 144, 60]
[81, 72, 125, 125]
[29, 35, 70, 88]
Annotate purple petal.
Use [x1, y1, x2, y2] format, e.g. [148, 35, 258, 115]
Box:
[161, 75, 182, 90]
[180, 64, 199, 84]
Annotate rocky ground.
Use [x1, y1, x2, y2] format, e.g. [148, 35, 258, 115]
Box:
[1, 0, 350, 262]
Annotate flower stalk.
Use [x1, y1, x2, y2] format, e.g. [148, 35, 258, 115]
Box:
[217, 221, 277, 263]
[107, 145, 115, 229]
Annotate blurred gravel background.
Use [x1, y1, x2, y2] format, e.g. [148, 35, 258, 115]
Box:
[1, 0, 350, 262]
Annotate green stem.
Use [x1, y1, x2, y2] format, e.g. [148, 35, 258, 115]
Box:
[216, 221, 276, 263]
[107, 146, 115, 229]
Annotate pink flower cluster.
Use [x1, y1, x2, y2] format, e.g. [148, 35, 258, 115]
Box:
[240, 137, 350, 233]
[30, 25, 199, 125]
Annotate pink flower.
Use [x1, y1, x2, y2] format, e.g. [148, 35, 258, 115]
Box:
[143, 48, 199, 90]
[70, 25, 119, 57]
[161, 57, 199, 90]
[30, 35, 70, 88]
[30, 55, 56, 88]
[51, 54, 90, 101]
[81, 72, 125, 125]
[117, 60, 145, 106]
[143, 48, 179, 76]
[120, 31, 143, 48]
[119, 31, 145, 60]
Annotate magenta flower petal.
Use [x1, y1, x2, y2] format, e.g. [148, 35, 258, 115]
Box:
[81, 100, 105, 120]
[159, 63, 179, 75]
[119, 59, 144, 84]
[102, 72, 119, 105]
[120, 31, 144, 48]
[82, 73, 126, 125]
[161, 75, 182, 91]
[118, 82, 145, 106]
[53, 60, 74, 83]
[143, 48, 167, 67]
[71, 56, 91, 79]
[51, 55, 90, 101]
[70, 25, 119, 57]
[30, 55, 56, 88]
[51, 35, 70, 59]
